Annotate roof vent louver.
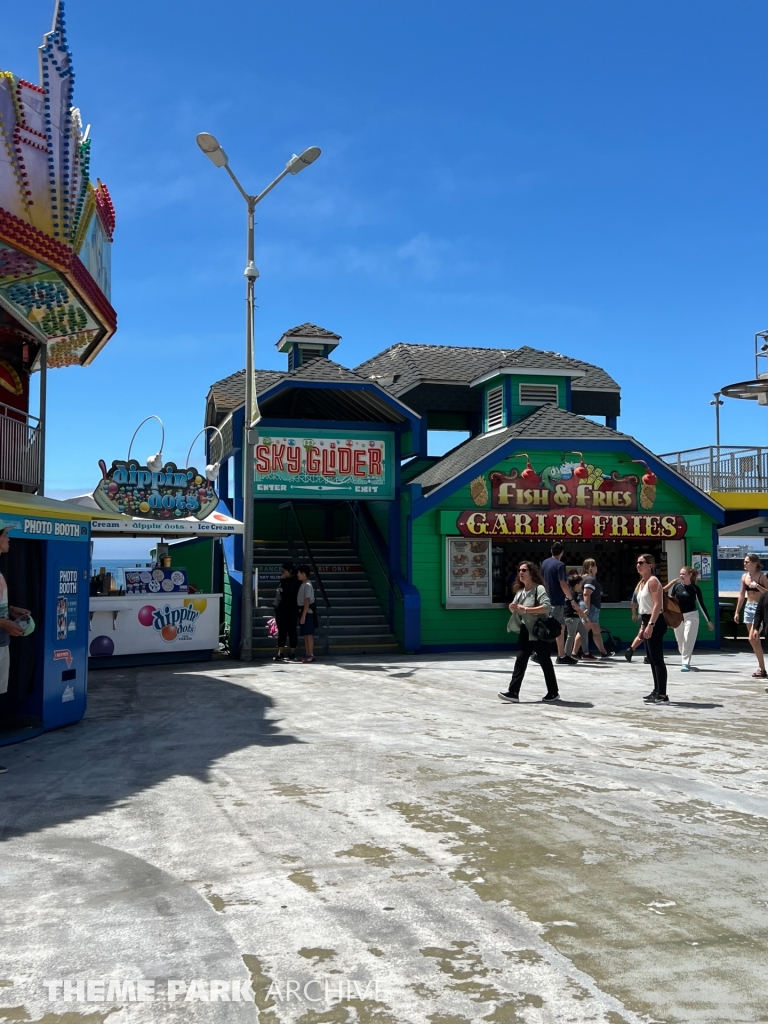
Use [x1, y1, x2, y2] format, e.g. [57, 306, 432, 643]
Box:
[486, 385, 504, 431]
[519, 383, 559, 406]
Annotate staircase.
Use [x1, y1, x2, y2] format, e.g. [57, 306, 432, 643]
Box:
[251, 540, 400, 656]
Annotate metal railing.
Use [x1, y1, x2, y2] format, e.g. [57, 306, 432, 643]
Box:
[347, 501, 400, 601]
[0, 401, 42, 491]
[660, 445, 768, 493]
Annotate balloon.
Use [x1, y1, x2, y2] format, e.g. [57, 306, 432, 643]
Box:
[89, 635, 114, 657]
[161, 625, 177, 642]
[137, 605, 156, 627]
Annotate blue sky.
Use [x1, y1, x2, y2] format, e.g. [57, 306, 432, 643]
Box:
[4, 0, 768, 495]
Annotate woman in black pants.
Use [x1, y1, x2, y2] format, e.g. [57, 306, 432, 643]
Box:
[272, 561, 300, 661]
[499, 562, 560, 703]
[635, 554, 668, 704]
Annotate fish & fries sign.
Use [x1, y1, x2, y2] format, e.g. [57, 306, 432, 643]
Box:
[457, 456, 687, 538]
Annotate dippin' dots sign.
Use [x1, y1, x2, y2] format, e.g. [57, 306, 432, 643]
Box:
[23, 519, 84, 538]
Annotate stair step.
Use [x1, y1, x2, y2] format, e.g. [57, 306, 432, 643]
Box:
[246, 543, 399, 651]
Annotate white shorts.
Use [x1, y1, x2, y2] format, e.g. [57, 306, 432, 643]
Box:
[0, 646, 9, 695]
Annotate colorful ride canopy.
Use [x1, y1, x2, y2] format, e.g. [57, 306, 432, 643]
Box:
[0, 0, 116, 368]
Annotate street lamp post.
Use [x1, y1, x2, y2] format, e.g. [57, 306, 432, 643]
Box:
[196, 133, 321, 660]
[710, 391, 724, 448]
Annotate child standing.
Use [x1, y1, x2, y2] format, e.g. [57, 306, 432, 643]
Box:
[296, 564, 317, 664]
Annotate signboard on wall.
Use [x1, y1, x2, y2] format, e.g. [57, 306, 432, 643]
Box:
[692, 552, 712, 580]
[253, 429, 395, 500]
[467, 456, 659, 513]
[0, 513, 89, 542]
[447, 538, 490, 602]
[93, 460, 219, 521]
[456, 510, 688, 539]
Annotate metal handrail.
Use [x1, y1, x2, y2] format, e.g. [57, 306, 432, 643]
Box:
[279, 501, 331, 655]
[660, 445, 768, 493]
[0, 401, 42, 490]
[347, 501, 400, 600]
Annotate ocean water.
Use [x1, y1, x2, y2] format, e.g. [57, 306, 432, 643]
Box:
[719, 570, 742, 594]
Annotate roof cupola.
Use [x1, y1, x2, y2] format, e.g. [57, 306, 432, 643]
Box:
[275, 323, 341, 371]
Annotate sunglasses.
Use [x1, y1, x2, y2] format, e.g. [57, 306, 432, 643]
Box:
[518, 568, 530, 573]
[636, 560, 648, 566]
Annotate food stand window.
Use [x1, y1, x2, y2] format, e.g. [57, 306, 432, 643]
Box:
[446, 538, 494, 607]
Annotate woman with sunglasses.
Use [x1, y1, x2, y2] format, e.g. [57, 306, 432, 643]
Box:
[499, 561, 560, 703]
[635, 554, 669, 704]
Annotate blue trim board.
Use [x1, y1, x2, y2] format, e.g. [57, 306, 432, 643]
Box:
[411, 437, 725, 522]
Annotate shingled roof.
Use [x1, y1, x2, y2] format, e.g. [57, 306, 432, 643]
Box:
[410, 405, 630, 493]
[206, 360, 420, 428]
[280, 322, 341, 340]
[354, 343, 618, 395]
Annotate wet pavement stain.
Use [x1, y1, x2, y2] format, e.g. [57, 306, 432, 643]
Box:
[241, 954, 279, 1024]
[334, 844, 394, 865]
[288, 870, 320, 892]
[8, 1015, 115, 1024]
[392, 780, 768, 1022]
[298, 948, 337, 964]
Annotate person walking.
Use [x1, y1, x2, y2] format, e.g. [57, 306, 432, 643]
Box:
[748, 586, 768, 693]
[563, 572, 590, 660]
[0, 520, 32, 774]
[541, 542, 577, 666]
[663, 566, 714, 671]
[272, 561, 300, 661]
[296, 564, 317, 664]
[623, 582, 646, 662]
[734, 554, 768, 679]
[635, 554, 668, 704]
[580, 558, 612, 659]
[498, 562, 560, 703]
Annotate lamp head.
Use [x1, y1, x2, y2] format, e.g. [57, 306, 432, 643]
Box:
[147, 453, 164, 473]
[196, 132, 228, 168]
[205, 462, 221, 482]
[286, 146, 321, 175]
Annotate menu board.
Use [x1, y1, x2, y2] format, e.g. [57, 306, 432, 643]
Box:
[447, 538, 490, 600]
[124, 568, 188, 595]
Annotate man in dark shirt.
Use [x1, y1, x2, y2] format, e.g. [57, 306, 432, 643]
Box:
[541, 542, 578, 666]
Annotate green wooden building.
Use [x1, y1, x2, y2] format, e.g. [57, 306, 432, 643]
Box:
[207, 325, 723, 655]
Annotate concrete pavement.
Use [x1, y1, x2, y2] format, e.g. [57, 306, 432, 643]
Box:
[0, 649, 767, 1023]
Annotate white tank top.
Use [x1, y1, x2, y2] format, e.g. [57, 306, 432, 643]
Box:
[637, 579, 656, 615]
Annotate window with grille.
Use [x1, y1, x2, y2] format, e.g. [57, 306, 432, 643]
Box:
[486, 386, 505, 431]
[519, 383, 559, 406]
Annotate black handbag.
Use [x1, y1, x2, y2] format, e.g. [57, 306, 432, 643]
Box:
[532, 615, 562, 642]
[531, 586, 562, 642]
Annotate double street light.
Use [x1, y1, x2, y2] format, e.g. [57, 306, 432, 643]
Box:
[196, 132, 321, 660]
